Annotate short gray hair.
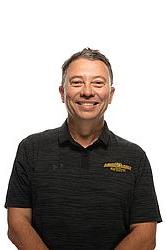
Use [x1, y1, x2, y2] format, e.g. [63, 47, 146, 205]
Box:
[61, 48, 113, 85]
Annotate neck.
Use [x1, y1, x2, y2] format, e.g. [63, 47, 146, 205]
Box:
[67, 117, 104, 148]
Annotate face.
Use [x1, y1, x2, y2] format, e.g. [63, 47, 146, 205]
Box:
[59, 58, 115, 122]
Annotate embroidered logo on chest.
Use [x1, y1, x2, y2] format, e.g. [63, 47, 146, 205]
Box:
[104, 162, 132, 172]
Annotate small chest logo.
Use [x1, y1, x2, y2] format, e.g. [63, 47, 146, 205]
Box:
[104, 162, 132, 172]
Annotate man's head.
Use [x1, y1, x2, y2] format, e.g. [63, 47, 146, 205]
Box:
[59, 48, 115, 122]
[61, 48, 113, 86]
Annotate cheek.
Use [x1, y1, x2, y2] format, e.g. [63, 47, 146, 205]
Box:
[64, 88, 79, 101]
[64, 91, 74, 102]
[98, 90, 111, 102]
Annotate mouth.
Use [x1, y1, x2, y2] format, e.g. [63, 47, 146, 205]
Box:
[75, 102, 99, 106]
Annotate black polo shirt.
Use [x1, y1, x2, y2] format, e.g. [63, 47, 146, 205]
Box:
[5, 120, 162, 249]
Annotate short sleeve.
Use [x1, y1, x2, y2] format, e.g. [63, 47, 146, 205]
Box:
[130, 152, 162, 224]
[5, 139, 32, 208]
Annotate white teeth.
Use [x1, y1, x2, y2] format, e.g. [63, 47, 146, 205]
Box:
[76, 102, 98, 106]
[80, 103, 94, 106]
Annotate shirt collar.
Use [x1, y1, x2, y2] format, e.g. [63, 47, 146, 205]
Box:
[58, 119, 110, 147]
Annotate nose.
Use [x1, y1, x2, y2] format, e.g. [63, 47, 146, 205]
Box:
[80, 82, 95, 97]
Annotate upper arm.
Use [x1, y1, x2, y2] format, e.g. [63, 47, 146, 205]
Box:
[130, 221, 157, 232]
[7, 207, 32, 227]
[130, 152, 162, 224]
[5, 139, 32, 209]
[130, 222, 157, 245]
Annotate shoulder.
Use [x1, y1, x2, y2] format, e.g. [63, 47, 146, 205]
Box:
[17, 127, 60, 160]
[22, 127, 59, 144]
[109, 130, 146, 159]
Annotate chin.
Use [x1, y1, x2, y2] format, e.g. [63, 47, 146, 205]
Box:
[76, 114, 102, 121]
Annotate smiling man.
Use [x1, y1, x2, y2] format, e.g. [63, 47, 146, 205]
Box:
[59, 56, 114, 148]
[5, 48, 162, 249]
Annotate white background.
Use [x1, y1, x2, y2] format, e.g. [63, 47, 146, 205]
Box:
[0, 0, 165, 249]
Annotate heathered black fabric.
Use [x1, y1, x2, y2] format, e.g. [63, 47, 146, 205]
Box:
[5, 120, 162, 249]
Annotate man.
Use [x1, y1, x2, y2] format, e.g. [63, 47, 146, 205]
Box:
[5, 48, 162, 249]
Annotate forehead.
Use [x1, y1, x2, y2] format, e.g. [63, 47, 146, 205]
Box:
[66, 58, 110, 78]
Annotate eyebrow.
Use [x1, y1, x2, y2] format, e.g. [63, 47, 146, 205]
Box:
[92, 76, 107, 81]
[69, 75, 107, 81]
[69, 76, 84, 81]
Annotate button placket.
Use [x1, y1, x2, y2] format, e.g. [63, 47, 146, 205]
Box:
[81, 150, 89, 169]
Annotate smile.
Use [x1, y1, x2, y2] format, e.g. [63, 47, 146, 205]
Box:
[76, 102, 99, 106]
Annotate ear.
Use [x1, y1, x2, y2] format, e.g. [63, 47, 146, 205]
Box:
[59, 85, 65, 103]
[109, 86, 115, 104]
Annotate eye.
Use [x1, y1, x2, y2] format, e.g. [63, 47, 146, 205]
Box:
[70, 80, 84, 87]
[91, 81, 105, 87]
